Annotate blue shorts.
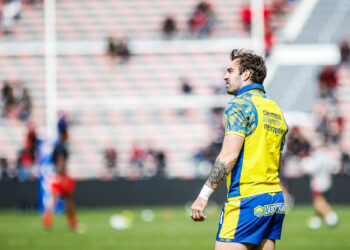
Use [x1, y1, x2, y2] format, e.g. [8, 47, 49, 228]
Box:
[216, 192, 285, 245]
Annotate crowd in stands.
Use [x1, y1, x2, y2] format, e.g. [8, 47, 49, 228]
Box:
[0, 109, 169, 182]
[160, 1, 216, 39]
[5, 0, 349, 184]
[127, 142, 167, 180]
[281, 40, 350, 180]
[0, 122, 38, 182]
[1, 79, 32, 121]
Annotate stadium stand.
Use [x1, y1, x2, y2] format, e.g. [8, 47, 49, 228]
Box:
[0, 0, 300, 179]
[2, 0, 246, 41]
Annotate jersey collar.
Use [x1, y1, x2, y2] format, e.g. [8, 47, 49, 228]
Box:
[236, 83, 265, 96]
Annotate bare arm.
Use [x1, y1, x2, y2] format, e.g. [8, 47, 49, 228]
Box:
[190, 134, 244, 221]
[206, 134, 244, 189]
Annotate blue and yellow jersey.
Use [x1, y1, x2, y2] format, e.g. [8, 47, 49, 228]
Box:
[224, 83, 288, 199]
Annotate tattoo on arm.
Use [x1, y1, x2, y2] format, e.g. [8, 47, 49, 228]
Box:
[207, 159, 229, 188]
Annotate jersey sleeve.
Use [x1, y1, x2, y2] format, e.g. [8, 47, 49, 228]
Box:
[224, 99, 249, 138]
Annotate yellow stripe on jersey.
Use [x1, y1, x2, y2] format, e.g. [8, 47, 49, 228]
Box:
[225, 131, 246, 138]
[219, 199, 241, 239]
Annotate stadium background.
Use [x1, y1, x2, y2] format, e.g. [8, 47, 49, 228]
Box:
[1, 0, 350, 249]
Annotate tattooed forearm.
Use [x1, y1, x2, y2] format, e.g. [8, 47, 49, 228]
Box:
[207, 159, 229, 189]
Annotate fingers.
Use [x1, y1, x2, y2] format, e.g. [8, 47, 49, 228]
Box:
[190, 205, 207, 222]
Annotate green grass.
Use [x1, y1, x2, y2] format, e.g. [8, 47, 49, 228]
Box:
[0, 205, 350, 250]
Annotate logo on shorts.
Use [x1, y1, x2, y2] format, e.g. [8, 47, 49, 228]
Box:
[254, 205, 264, 217]
[254, 203, 285, 217]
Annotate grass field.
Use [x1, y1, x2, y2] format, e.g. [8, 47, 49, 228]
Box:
[0, 205, 350, 250]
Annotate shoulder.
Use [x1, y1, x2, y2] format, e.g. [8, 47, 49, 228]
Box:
[225, 93, 255, 118]
[226, 93, 253, 111]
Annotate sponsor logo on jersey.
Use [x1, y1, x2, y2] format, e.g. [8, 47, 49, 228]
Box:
[254, 203, 285, 217]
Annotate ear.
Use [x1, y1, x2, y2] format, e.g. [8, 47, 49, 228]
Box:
[242, 69, 251, 82]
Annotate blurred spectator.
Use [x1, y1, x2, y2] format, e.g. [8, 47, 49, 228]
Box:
[188, 1, 216, 38]
[18, 87, 32, 121]
[265, 25, 275, 57]
[339, 39, 350, 65]
[106, 36, 118, 61]
[0, 157, 12, 182]
[1, 0, 22, 35]
[303, 142, 339, 229]
[16, 147, 35, 182]
[154, 150, 166, 178]
[142, 150, 157, 178]
[271, 0, 288, 16]
[143, 144, 167, 179]
[240, 3, 271, 33]
[58, 111, 69, 142]
[129, 142, 146, 178]
[285, 126, 311, 158]
[210, 107, 225, 144]
[1, 79, 33, 121]
[1, 80, 11, 101]
[340, 151, 350, 175]
[1, 81, 16, 118]
[194, 140, 221, 168]
[180, 77, 193, 94]
[106, 37, 131, 64]
[25, 122, 38, 154]
[16, 123, 38, 182]
[316, 113, 343, 145]
[1, 80, 10, 116]
[316, 115, 331, 144]
[115, 38, 131, 64]
[162, 16, 177, 39]
[240, 4, 251, 32]
[318, 66, 338, 100]
[104, 145, 118, 177]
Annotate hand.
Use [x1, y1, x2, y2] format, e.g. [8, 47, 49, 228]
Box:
[190, 196, 208, 222]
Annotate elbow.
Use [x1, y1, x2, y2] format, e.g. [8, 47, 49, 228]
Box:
[219, 152, 238, 170]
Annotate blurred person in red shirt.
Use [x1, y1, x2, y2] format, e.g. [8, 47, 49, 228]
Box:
[129, 141, 147, 178]
[240, 4, 271, 33]
[240, 4, 251, 32]
[188, 1, 216, 37]
[103, 145, 118, 178]
[318, 66, 338, 100]
[265, 25, 275, 57]
[16, 123, 38, 181]
[42, 137, 78, 231]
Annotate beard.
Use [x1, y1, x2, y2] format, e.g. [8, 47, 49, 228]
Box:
[226, 85, 238, 95]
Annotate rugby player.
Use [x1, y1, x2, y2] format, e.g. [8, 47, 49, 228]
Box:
[191, 49, 288, 250]
[42, 141, 78, 231]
